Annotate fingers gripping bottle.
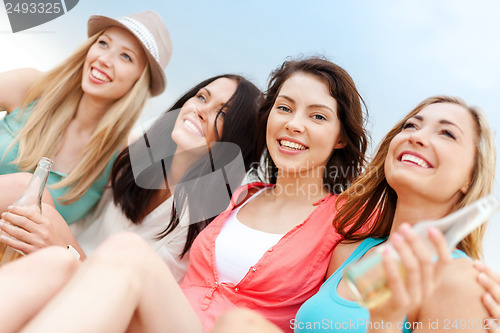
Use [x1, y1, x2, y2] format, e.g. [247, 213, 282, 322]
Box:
[343, 194, 500, 308]
[0, 157, 53, 266]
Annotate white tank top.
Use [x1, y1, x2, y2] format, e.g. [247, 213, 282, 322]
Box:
[215, 188, 284, 284]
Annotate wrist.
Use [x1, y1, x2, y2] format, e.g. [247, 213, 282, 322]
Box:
[66, 245, 80, 260]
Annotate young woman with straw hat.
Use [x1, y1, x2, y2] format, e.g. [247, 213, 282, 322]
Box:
[0, 11, 172, 225]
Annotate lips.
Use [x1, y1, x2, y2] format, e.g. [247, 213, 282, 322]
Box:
[183, 118, 204, 137]
[90, 67, 111, 83]
[398, 151, 433, 168]
[277, 137, 308, 151]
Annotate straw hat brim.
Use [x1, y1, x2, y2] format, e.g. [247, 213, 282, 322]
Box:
[87, 15, 166, 96]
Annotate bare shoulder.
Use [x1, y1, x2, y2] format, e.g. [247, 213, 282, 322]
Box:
[0, 68, 43, 112]
[417, 258, 489, 332]
[326, 241, 360, 279]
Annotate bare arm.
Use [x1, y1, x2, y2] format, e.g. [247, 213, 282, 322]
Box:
[0, 68, 41, 113]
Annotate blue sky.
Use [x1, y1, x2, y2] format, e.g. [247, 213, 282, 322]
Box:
[1, 0, 499, 269]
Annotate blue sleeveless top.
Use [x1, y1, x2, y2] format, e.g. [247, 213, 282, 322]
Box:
[294, 237, 468, 333]
[0, 105, 116, 224]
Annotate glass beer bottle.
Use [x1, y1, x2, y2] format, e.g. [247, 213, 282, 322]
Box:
[0, 157, 53, 266]
[343, 194, 500, 309]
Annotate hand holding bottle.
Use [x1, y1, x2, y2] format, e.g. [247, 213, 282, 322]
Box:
[0, 157, 53, 265]
[367, 224, 450, 332]
[474, 261, 500, 333]
[345, 195, 500, 310]
[0, 204, 66, 254]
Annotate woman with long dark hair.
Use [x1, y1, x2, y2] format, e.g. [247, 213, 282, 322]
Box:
[0, 74, 262, 279]
[0, 56, 369, 333]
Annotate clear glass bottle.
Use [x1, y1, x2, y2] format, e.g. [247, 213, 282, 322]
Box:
[0, 157, 53, 266]
[343, 194, 500, 309]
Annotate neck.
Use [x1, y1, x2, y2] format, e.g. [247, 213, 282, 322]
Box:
[74, 94, 111, 133]
[390, 194, 456, 234]
[271, 167, 329, 205]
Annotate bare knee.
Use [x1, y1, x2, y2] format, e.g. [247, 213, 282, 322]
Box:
[88, 232, 157, 271]
[212, 308, 282, 333]
[30, 246, 79, 282]
[2, 246, 79, 286]
[95, 232, 152, 257]
[83, 232, 162, 301]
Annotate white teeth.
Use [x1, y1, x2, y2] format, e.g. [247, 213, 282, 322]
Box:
[401, 154, 430, 168]
[91, 68, 111, 82]
[279, 140, 307, 150]
[184, 119, 204, 136]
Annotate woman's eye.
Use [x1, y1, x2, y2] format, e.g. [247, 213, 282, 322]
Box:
[121, 53, 132, 62]
[312, 114, 326, 121]
[441, 129, 456, 140]
[402, 121, 417, 130]
[277, 105, 291, 112]
[98, 40, 108, 48]
[197, 94, 207, 102]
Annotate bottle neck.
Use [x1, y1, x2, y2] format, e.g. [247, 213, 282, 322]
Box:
[14, 164, 52, 212]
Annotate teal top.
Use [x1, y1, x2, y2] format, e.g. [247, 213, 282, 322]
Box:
[0, 104, 116, 224]
[294, 237, 468, 333]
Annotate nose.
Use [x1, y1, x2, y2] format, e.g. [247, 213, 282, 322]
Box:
[285, 113, 305, 133]
[408, 128, 429, 147]
[195, 105, 208, 122]
[96, 51, 113, 67]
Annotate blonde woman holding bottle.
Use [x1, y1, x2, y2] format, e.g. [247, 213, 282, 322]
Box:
[0, 11, 172, 225]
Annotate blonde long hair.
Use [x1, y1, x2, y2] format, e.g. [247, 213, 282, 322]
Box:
[334, 96, 496, 259]
[12, 32, 151, 204]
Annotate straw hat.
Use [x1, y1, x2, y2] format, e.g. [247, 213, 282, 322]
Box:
[87, 11, 172, 96]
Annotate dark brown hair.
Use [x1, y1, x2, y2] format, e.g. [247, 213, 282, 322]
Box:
[111, 74, 262, 257]
[255, 56, 369, 193]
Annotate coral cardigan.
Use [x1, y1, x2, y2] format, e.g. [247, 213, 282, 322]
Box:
[181, 182, 343, 332]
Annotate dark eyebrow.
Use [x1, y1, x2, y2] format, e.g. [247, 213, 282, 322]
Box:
[277, 95, 334, 114]
[201, 87, 211, 97]
[200, 87, 227, 108]
[410, 115, 464, 135]
[309, 103, 335, 115]
[277, 95, 294, 104]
